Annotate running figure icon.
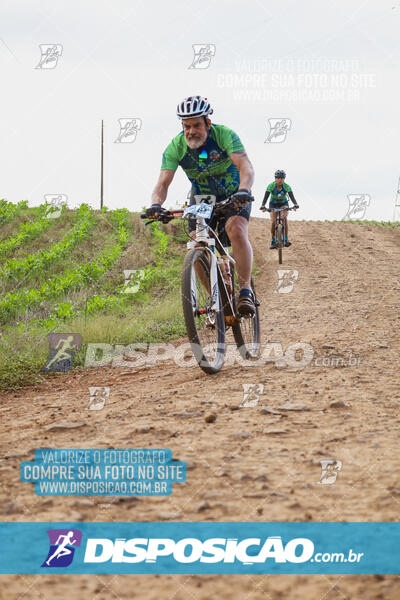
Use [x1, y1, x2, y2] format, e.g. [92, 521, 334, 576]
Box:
[45, 531, 77, 566]
[45, 336, 75, 370]
[42, 333, 82, 372]
[41, 528, 82, 568]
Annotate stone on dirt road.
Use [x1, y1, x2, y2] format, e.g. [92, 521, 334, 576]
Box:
[279, 402, 310, 411]
[44, 420, 87, 431]
[329, 400, 348, 408]
[205, 413, 217, 423]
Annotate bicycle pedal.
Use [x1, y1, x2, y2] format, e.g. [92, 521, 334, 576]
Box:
[243, 312, 256, 318]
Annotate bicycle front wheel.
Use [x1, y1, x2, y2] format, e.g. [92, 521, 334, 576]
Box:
[181, 248, 226, 374]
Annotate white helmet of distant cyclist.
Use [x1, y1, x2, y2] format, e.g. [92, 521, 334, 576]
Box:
[176, 96, 213, 119]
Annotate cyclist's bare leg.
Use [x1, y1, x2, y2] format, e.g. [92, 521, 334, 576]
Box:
[270, 211, 276, 237]
[282, 209, 289, 238]
[225, 215, 252, 288]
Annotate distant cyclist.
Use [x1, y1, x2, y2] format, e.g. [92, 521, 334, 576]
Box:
[260, 170, 299, 249]
[146, 95, 256, 315]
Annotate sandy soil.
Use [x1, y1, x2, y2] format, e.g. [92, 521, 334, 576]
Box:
[1, 218, 400, 599]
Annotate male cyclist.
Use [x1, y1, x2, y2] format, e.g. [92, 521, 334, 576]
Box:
[260, 170, 299, 248]
[146, 95, 256, 315]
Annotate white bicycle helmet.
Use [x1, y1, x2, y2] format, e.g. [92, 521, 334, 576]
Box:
[176, 95, 213, 119]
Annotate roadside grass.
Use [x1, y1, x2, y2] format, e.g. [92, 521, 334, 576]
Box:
[340, 219, 400, 228]
[297, 219, 400, 228]
[0, 212, 187, 390]
[0, 283, 185, 390]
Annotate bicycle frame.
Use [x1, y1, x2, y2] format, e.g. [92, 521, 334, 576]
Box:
[186, 208, 236, 316]
[268, 206, 295, 244]
[271, 207, 287, 243]
[141, 197, 248, 320]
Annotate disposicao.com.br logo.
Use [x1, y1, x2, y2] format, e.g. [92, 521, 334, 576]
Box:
[83, 536, 315, 564]
[30, 522, 368, 574]
[0, 522, 386, 574]
[41, 532, 333, 567]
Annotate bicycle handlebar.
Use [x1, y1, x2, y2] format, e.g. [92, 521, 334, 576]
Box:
[213, 195, 254, 215]
[141, 195, 254, 224]
[266, 206, 297, 212]
[140, 209, 184, 225]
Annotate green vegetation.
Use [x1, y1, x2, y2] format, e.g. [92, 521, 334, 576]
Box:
[298, 219, 400, 227]
[341, 219, 400, 228]
[0, 204, 59, 259]
[0, 199, 28, 224]
[0, 201, 187, 390]
[0, 204, 95, 281]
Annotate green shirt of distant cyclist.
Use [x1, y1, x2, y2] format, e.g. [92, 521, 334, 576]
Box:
[260, 170, 299, 249]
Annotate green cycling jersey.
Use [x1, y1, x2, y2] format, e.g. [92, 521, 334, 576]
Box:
[262, 181, 298, 207]
[161, 124, 245, 199]
[266, 181, 292, 203]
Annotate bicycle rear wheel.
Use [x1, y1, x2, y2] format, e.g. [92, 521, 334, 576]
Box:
[181, 248, 226, 374]
[231, 265, 261, 360]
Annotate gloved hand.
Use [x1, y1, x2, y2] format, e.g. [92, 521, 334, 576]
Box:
[231, 189, 254, 208]
[293, 204, 299, 210]
[260, 205, 267, 212]
[146, 204, 162, 218]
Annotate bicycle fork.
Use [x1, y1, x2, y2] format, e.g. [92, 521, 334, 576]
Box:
[187, 215, 235, 318]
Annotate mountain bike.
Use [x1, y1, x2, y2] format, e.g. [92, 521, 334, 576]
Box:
[141, 196, 261, 374]
[267, 206, 296, 265]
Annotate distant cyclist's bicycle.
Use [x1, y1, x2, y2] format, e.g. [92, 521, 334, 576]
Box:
[267, 206, 297, 265]
[141, 196, 261, 374]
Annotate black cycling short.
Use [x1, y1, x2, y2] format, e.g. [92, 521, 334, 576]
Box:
[269, 200, 289, 210]
[188, 188, 252, 247]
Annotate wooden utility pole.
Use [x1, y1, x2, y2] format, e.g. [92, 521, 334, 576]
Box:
[100, 120, 104, 209]
[394, 175, 400, 222]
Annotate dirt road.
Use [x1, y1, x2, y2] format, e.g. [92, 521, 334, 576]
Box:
[1, 218, 400, 599]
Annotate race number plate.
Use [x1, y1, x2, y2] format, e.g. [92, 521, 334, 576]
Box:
[183, 202, 213, 220]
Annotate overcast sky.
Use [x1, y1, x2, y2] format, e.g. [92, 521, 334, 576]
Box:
[0, 0, 399, 220]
